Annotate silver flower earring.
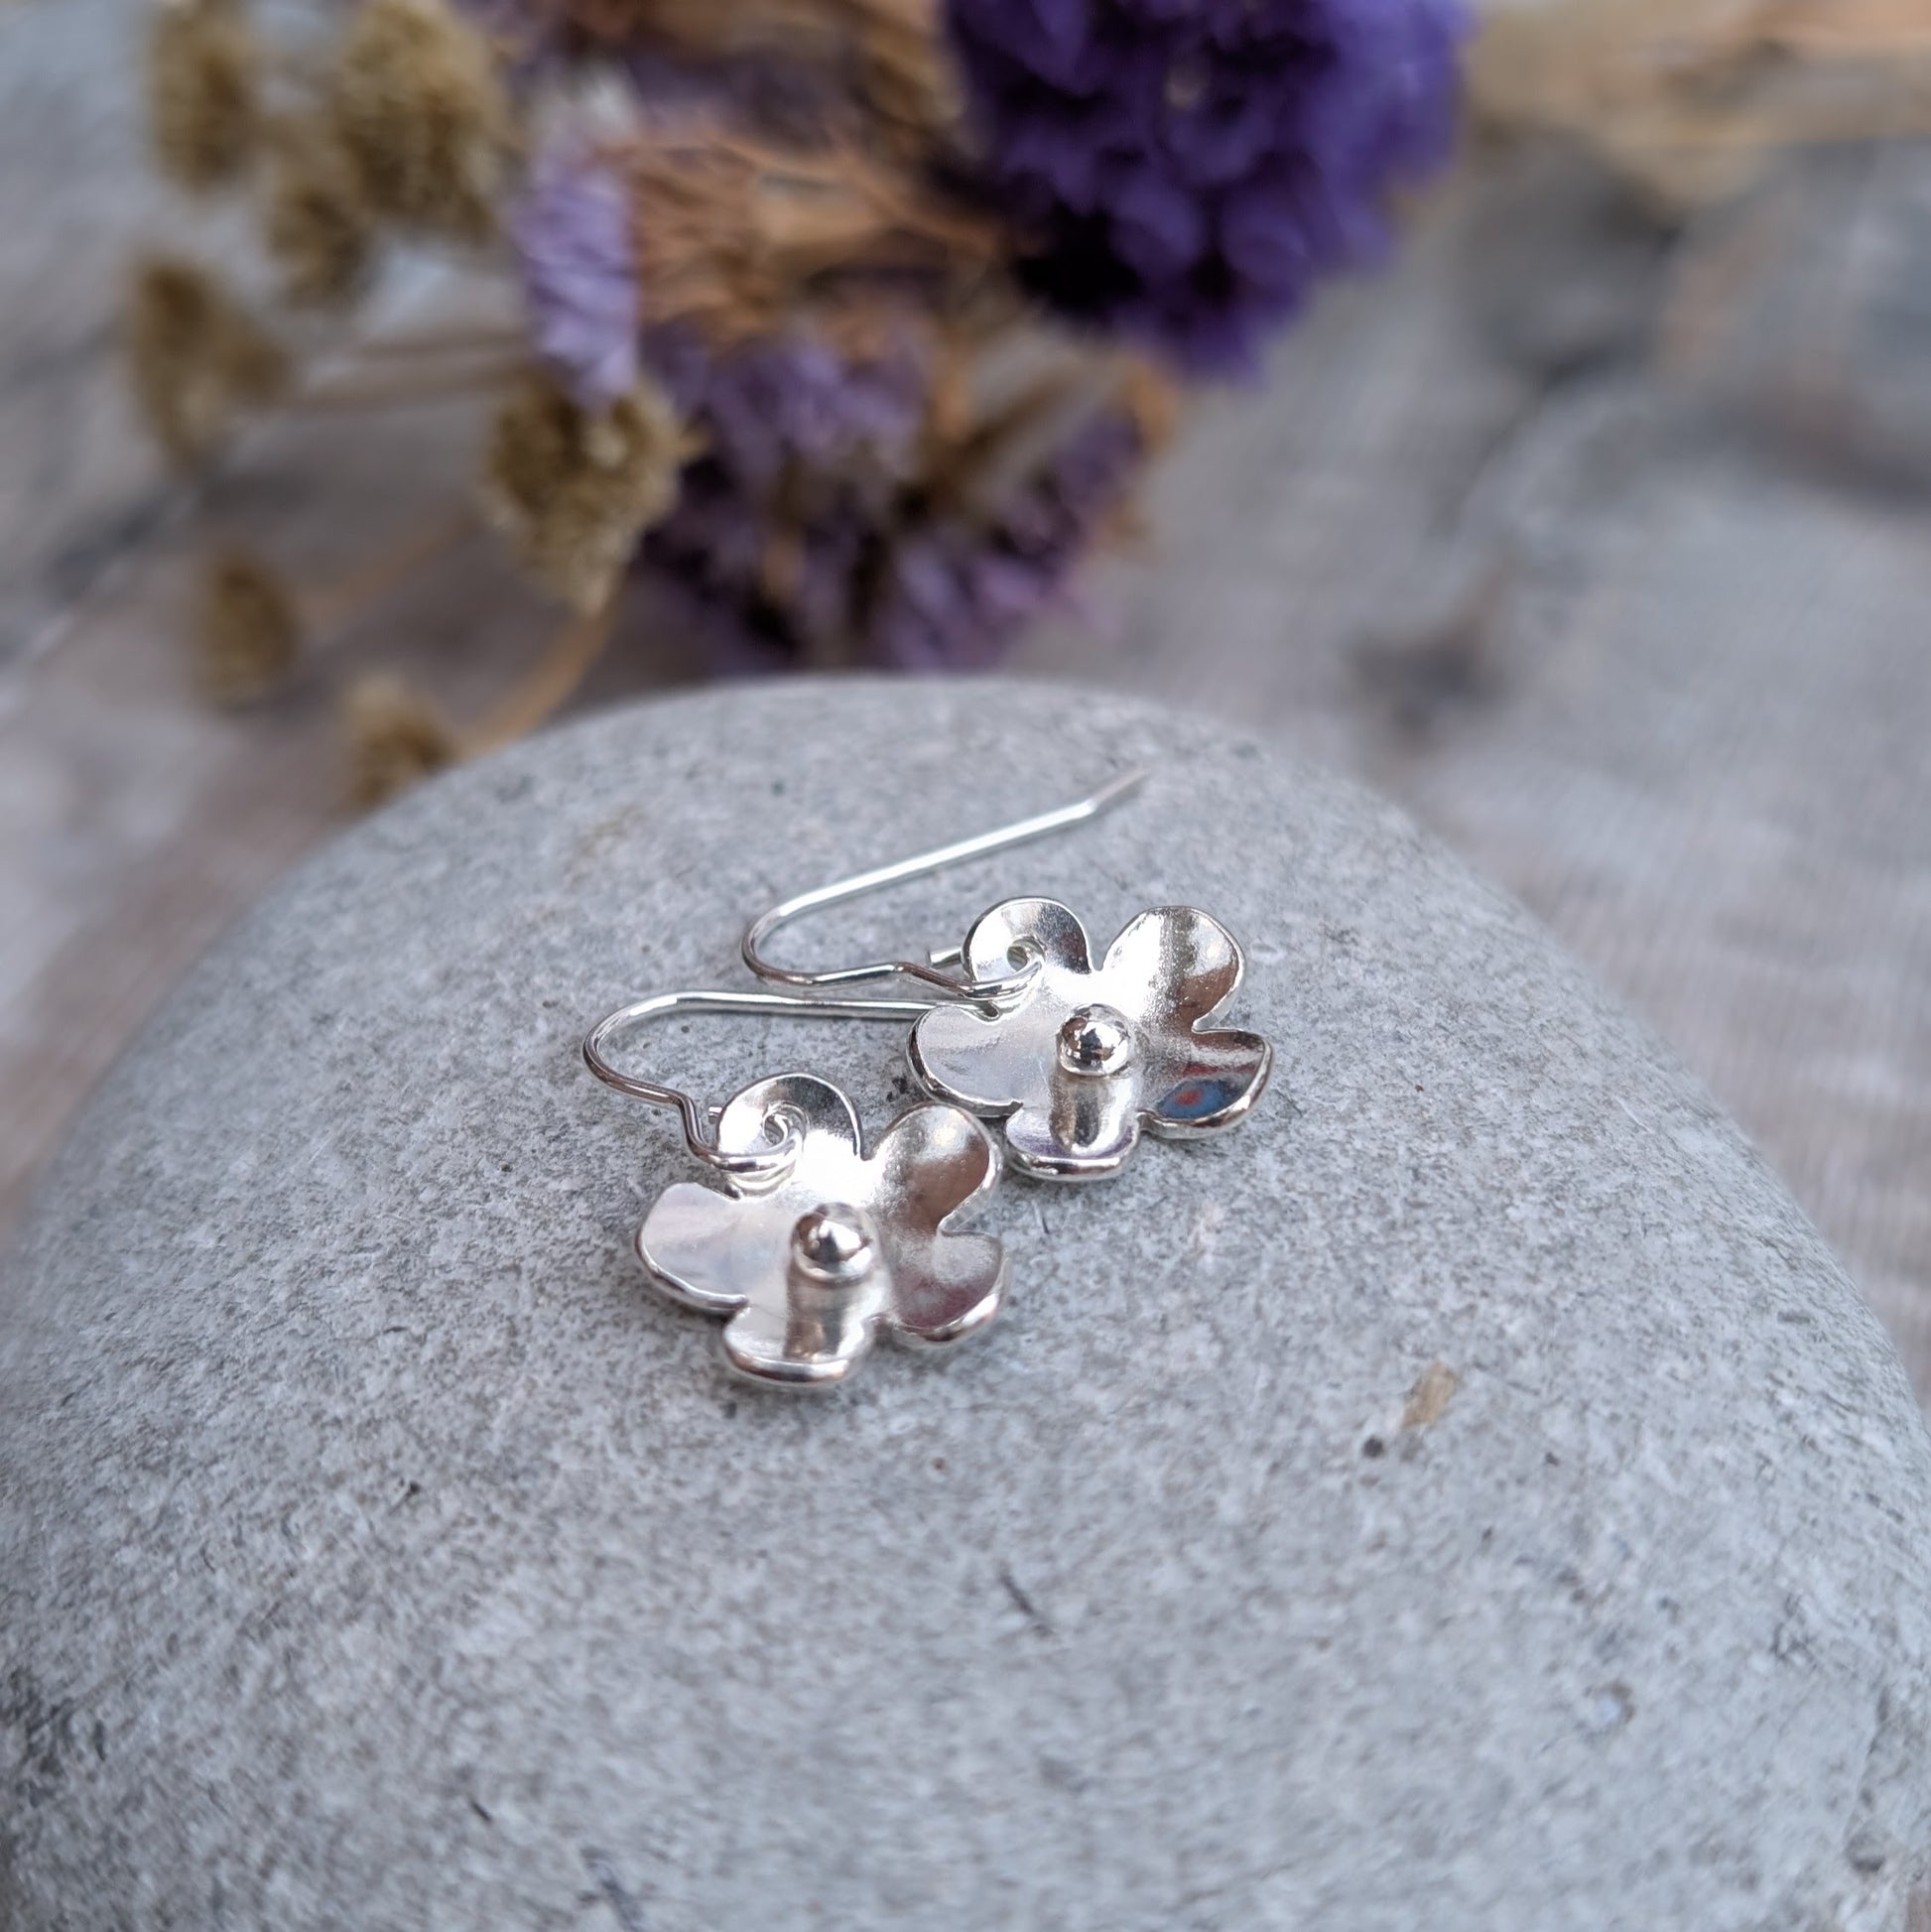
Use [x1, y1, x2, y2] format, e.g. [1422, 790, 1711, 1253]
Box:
[740, 772, 1273, 1182]
[583, 990, 1008, 1388]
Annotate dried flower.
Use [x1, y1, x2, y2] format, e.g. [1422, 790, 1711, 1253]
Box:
[330, 0, 511, 242]
[479, 372, 686, 610]
[946, 0, 1468, 372]
[343, 673, 458, 807]
[149, 0, 261, 192]
[648, 323, 926, 491]
[126, 256, 291, 465]
[1467, 0, 1931, 210]
[640, 322, 1156, 668]
[870, 398, 1147, 667]
[639, 325, 926, 658]
[265, 118, 379, 308]
[512, 143, 640, 410]
[565, 0, 959, 153]
[196, 548, 304, 703]
[617, 127, 1000, 344]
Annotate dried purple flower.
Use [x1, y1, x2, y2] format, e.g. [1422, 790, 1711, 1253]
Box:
[646, 324, 927, 490]
[639, 324, 929, 659]
[512, 144, 641, 409]
[946, 0, 1468, 372]
[870, 405, 1143, 668]
[640, 323, 1152, 670]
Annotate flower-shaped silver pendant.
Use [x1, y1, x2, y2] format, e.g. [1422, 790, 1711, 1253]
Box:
[638, 1074, 1007, 1387]
[909, 899, 1271, 1182]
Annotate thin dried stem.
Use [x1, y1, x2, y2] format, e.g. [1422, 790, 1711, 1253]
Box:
[618, 124, 1002, 343]
[464, 592, 619, 751]
[303, 504, 476, 633]
[287, 358, 526, 413]
[350, 322, 528, 360]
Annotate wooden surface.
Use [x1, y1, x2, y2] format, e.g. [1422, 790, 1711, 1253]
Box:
[3, 0, 1929, 1395]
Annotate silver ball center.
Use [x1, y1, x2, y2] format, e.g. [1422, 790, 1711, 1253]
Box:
[1057, 1003, 1134, 1077]
[790, 1204, 877, 1284]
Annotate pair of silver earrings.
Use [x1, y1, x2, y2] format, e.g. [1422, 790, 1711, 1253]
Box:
[582, 771, 1272, 1389]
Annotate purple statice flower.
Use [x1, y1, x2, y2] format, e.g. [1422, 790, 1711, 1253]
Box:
[511, 143, 640, 409]
[637, 325, 1144, 671]
[644, 325, 927, 494]
[870, 406, 1144, 668]
[638, 325, 930, 659]
[946, 0, 1468, 374]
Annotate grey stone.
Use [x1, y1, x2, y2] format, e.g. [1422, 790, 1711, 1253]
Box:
[3, 678, 1929, 1932]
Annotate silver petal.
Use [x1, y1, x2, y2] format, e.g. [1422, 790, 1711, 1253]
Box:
[720, 1268, 890, 1386]
[958, 897, 1094, 983]
[1002, 1073, 1142, 1182]
[637, 1179, 763, 1314]
[871, 1103, 1006, 1344]
[887, 1231, 1007, 1348]
[1098, 904, 1245, 1031]
[1144, 1028, 1274, 1137]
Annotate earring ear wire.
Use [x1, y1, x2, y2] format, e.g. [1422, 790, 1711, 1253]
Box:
[739, 767, 1147, 1004]
[583, 986, 930, 1176]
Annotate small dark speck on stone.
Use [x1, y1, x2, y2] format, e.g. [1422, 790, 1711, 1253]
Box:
[500, 1163, 513, 1175]
[1000, 1564, 1052, 1635]
[1545, 1451, 1561, 1467]
[468, 1796, 493, 1824]
[933, 1458, 947, 1473]
[1361, 1435, 1387, 1460]
[1847, 1830, 1888, 1874]
[583, 1849, 648, 1932]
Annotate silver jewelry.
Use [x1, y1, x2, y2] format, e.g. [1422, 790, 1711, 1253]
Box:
[906, 899, 1269, 1181]
[739, 772, 1272, 1182]
[583, 991, 1006, 1389]
[581, 776, 1271, 1386]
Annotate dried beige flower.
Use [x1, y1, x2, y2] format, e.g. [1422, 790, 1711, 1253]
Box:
[563, 0, 958, 152]
[149, 0, 260, 192]
[196, 547, 303, 704]
[618, 129, 999, 344]
[478, 373, 686, 612]
[330, 0, 511, 243]
[1469, 0, 1931, 208]
[265, 116, 378, 308]
[126, 256, 291, 466]
[343, 673, 458, 808]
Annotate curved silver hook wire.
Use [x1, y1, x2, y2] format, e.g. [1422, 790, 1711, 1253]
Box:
[740, 767, 1148, 1003]
[583, 986, 931, 1176]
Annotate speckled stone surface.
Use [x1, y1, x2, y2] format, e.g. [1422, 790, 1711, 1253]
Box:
[3, 679, 1929, 1931]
